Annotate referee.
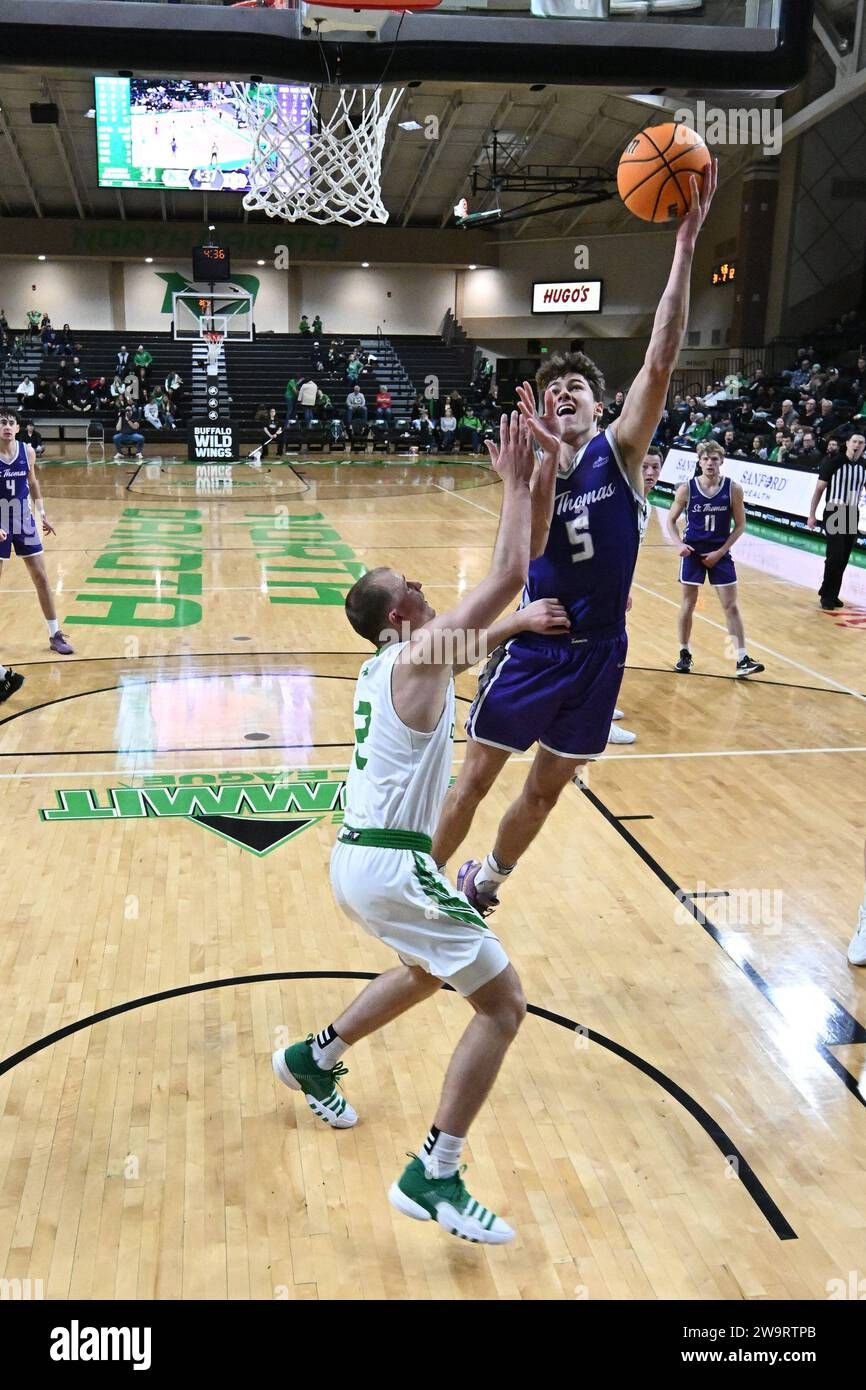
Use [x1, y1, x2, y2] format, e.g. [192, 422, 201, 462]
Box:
[807, 432, 866, 610]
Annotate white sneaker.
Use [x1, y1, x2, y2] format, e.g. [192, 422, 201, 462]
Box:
[613, 708, 624, 720]
[608, 724, 636, 745]
[113, 453, 123, 462]
[847, 906, 866, 966]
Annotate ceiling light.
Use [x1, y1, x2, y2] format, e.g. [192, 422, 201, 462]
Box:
[361, 261, 370, 268]
[145, 256, 153, 263]
[84, 108, 96, 119]
[468, 263, 477, 270]
[257, 259, 265, 266]
[37, 254, 46, 261]
[208, 224, 215, 232]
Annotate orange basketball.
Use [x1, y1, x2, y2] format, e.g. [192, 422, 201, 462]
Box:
[617, 122, 711, 223]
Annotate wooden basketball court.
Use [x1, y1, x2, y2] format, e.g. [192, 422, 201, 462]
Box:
[1, 449, 864, 1301]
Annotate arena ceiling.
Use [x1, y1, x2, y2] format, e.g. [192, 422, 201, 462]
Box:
[0, 0, 860, 239]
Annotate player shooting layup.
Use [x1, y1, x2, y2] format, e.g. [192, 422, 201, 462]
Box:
[272, 414, 571, 1244]
[429, 162, 718, 918]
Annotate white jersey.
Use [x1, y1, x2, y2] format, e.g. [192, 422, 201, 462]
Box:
[638, 497, 650, 544]
[343, 641, 455, 836]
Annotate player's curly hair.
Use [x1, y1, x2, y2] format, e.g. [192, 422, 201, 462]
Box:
[696, 439, 725, 459]
[345, 566, 398, 647]
[536, 351, 606, 403]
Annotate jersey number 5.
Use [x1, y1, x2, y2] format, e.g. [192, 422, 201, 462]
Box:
[565, 509, 595, 563]
[353, 699, 372, 770]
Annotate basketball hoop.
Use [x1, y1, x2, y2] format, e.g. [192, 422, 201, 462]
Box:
[204, 330, 224, 371]
[229, 83, 404, 226]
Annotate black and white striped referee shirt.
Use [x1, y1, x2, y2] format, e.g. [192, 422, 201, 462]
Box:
[819, 453, 866, 509]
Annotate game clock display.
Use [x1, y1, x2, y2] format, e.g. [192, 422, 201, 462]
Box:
[193, 245, 231, 282]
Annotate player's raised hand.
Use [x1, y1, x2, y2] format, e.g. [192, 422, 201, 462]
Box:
[518, 598, 570, 635]
[486, 411, 533, 486]
[677, 158, 718, 250]
[517, 382, 560, 459]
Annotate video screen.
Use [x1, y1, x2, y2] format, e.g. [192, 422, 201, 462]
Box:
[95, 76, 311, 192]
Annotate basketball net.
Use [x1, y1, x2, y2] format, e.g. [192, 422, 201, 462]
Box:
[204, 331, 224, 373]
[229, 83, 403, 226]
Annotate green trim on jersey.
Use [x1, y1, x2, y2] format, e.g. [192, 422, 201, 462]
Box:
[339, 824, 433, 853]
[411, 853, 487, 928]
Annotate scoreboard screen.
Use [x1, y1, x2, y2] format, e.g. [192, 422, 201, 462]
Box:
[95, 76, 311, 193]
[193, 245, 232, 282]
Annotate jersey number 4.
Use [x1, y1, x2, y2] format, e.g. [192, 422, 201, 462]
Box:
[565, 509, 595, 563]
[353, 699, 372, 770]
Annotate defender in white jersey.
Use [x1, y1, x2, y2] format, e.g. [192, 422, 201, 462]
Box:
[273, 413, 568, 1245]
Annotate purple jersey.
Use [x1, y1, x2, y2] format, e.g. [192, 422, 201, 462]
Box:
[0, 440, 30, 508]
[518, 427, 641, 641]
[683, 475, 732, 546]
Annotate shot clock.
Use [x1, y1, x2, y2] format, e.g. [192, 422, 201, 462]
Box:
[193, 244, 231, 282]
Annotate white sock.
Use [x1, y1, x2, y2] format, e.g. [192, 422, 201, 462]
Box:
[736, 647, 747, 662]
[475, 852, 513, 895]
[47, 619, 59, 637]
[311, 1024, 347, 1070]
[421, 1125, 464, 1178]
[0, 665, 7, 679]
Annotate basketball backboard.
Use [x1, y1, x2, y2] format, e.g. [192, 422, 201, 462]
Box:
[1, 0, 813, 94]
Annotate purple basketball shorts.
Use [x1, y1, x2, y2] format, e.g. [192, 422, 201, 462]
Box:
[679, 544, 737, 587]
[466, 630, 628, 761]
[0, 519, 43, 560]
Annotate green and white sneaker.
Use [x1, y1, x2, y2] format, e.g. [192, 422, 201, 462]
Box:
[272, 1036, 358, 1129]
[388, 1156, 514, 1244]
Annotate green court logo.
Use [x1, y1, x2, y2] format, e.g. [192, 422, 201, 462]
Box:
[39, 769, 347, 857]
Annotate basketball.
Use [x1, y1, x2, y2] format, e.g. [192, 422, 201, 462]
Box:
[617, 122, 711, 223]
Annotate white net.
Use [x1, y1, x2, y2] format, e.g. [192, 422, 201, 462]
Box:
[230, 83, 403, 226]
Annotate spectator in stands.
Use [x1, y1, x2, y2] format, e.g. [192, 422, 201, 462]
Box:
[346, 386, 367, 426]
[152, 385, 176, 428]
[0, 309, 7, 334]
[317, 388, 333, 420]
[459, 406, 482, 453]
[438, 402, 457, 453]
[90, 376, 111, 409]
[110, 374, 125, 404]
[346, 351, 363, 385]
[284, 375, 299, 425]
[800, 397, 819, 428]
[20, 421, 44, 457]
[769, 430, 792, 463]
[298, 314, 311, 336]
[411, 407, 437, 453]
[312, 314, 323, 335]
[375, 384, 393, 426]
[15, 375, 34, 406]
[113, 405, 144, 461]
[747, 368, 772, 407]
[143, 397, 163, 430]
[260, 409, 283, 458]
[40, 321, 56, 354]
[751, 433, 769, 460]
[123, 371, 140, 404]
[68, 374, 92, 414]
[680, 412, 712, 444]
[56, 357, 71, 383]
[720, 428, 737, 455]
[34, 376, 51, 407]
[134, 344, 153, 384]
[788, 429, 821, 469]
[310, 341, 325, 373]
[115, 344, 131, 377]
[296, 378, 319, 424]
[607, 390, 625, 422]
[734, 401, 763, 436]
[165, 370, 183, 403]
[780, 399, 798, 429]
[823, 437, 842, 464]
[26, 308, 42, 342]
[789, 359, 812, 390]
[48, 378, 64, 409]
